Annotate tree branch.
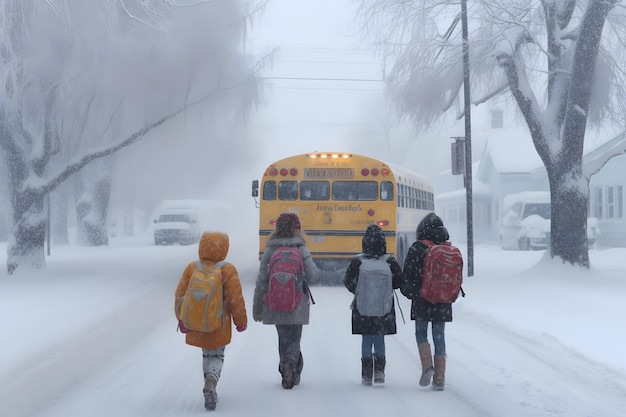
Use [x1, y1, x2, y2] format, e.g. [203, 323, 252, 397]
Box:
[562, 0, 617, 160]
[36, 79, 252, 196]
[584, 132, 626, 178]
[497, 51, 552, 165]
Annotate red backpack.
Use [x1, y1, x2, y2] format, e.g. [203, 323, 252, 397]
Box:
[420, 240, 464, 303]
[265, 246, 305, 312]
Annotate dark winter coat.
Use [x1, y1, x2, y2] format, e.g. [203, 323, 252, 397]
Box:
[400, 213, 454, 322]
[252, 236, 319, 325]
[344, 225, 402, 335]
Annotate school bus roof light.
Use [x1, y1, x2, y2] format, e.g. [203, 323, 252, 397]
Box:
[381, 168, 390, 176]
[307, 152, 351, 159]
[371, 168, 379, 176]
[279, 168, 288, 176]
[361, 168, 370, 176]
[268, 168, 278, 176]
[289, 168, 298, 176]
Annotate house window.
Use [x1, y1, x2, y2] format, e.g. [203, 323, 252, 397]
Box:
[595, 187, 603, 218]
[491, 109, 503, 129]
[616, 185, 624, 219]
[607, 185, 623, 219]
[594, 185, 623, 219]
[475, 199, 491, 227]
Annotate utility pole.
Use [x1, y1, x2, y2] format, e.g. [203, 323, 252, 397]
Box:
[46, 194, 51, 256]
[461, 0, 474, 276]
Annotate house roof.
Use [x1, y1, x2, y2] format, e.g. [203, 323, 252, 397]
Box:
[481, 127, 626, 177]
[582, 131, 626, 175]
[482, 129, 543, 174]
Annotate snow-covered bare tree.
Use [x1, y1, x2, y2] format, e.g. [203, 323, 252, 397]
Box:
[357, 0, 626, 267]
[0, 0, 258, 274]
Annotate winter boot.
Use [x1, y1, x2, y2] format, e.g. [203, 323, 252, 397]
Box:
[418, 343, 435, 387]
[295, 353, 304, 386]
[203, 375, 218, 410]
[433, 354, 446, 391]
[361, 357, 373, 386]
[280, 361, 297, 389]
[373, 354, 386, 384]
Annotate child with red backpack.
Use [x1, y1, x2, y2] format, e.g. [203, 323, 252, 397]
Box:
[400, 213, 463, 391]
[252, 212, 319, 389]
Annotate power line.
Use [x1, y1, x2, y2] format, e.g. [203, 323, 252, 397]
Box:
[267, 86, 381, 91]
[262, 76, 383, 82]
[274, 58, 381, 65]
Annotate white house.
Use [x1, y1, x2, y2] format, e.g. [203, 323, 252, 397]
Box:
[434, 120, 626, 248]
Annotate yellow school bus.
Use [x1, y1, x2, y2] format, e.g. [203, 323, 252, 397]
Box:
[252, 152, 434, 283]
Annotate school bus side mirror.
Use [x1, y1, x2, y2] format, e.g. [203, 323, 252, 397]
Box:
[251, 180, 259, 197]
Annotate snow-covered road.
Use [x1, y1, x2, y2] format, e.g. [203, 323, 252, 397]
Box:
[1, 239, 625, 417]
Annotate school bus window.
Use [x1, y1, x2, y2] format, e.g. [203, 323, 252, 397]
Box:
[333, 181, 378, 201]
[278, 181, 298, 200]
[263, 181, 277, 200]
[300, 181, 330, 201]
[381, 181, 393, 201]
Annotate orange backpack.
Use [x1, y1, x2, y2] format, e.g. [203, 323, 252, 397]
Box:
[178, 261, 227, 332]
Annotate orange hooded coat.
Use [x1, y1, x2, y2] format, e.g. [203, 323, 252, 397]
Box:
[174, 231, 248, 349]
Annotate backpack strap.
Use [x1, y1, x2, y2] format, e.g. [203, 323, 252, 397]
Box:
[304, 281, 315, 305]
[419, 240, 434, 248]
[292, 246, 315, 305]
[195, 260, 228, 272]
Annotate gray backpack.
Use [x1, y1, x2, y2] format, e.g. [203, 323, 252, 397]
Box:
[355, 254, 393, 317]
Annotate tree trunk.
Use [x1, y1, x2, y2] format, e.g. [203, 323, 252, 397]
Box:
[7, 189, 47, 274]
[50, 183, 70, 245]
[74, 160, 112, 246]
[3, 140, 47, 274]
[548, 167, 590, 268]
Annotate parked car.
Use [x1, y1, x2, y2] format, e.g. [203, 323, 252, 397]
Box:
[153, 209, 201, 245]
[500, 191, 600, 250]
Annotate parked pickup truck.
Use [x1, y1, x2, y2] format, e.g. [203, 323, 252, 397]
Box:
[500, 191, 600, 250]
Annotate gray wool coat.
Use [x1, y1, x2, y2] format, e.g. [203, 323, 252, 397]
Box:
[252, 237, 319, 325]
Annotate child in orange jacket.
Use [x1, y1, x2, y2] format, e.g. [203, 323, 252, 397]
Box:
[175, 231, 248, 410]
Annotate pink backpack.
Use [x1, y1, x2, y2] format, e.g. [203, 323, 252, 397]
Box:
[265, 246, 305, 312]
[420, 240, 464, 303]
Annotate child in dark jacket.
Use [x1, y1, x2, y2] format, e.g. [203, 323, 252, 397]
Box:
[344, 224, 402, 385]
[400, 213, 456, 391]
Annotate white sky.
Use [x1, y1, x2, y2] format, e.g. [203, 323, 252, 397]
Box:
[1, 235, 625, 417]
[245, 0, 393, 166]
